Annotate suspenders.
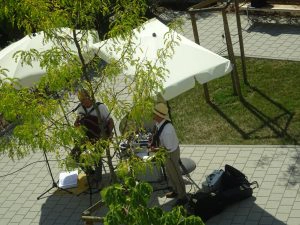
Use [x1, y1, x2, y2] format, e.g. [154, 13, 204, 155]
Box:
[151, 120, 171, 148]
[81, 102, 103, 115]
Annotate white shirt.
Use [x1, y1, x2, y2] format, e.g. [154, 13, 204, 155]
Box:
[77, 103, 111, 122]
[156, 119, 179, 152]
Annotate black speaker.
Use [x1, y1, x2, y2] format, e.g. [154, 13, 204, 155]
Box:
[251, 0, 267, 8]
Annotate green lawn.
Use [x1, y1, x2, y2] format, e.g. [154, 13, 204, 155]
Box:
[169, 57, 300, 145]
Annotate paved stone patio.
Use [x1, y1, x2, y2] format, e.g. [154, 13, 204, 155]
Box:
[177, 11, 300, 61]
[1, 145, 300, 224]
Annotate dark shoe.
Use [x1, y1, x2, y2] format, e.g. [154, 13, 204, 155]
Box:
[165, 191, 178, 198]
[174, 197, 188, 206]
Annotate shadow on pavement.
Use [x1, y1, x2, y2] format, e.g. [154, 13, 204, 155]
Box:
[39, 179, 288, 225]
[205, 197, 286, 225]
[150, 194, 286, 224]
[246, 22, 300, 36]
[283, 146, 300, 187]
[39, 176, 108, 225]
[39, 192, 96, 225]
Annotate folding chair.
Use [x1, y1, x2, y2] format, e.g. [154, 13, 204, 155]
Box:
[179, 158, 201, 191]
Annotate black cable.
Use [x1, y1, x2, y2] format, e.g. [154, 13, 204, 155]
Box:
[0, 159, 60, 178]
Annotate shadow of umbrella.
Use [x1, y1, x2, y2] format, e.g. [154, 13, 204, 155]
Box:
[205, 197, 287, 225]
[39, 190, 104, 225]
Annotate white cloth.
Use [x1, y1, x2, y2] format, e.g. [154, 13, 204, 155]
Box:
[156, 119, 179, 152]
[77, 103, 111, 121]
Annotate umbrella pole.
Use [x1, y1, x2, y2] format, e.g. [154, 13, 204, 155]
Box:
[189, 11, 211, 104]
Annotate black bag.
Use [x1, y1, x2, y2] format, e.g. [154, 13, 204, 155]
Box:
[188, 191, 225, 222]
[219, 182, 259, 205]
[219, 164, 259, 206]
[221, 164, 251, 190]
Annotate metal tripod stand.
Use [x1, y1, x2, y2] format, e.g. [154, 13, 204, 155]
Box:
[37, 150, 73, 200]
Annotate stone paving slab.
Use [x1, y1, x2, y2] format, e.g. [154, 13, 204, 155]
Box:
[170, 12, 300, 62]
[1, 145, 300, 224]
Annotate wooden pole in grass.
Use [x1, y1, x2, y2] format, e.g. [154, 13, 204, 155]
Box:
[234, 0, 248, 85]
[189, 11, 211, 104]
[188, 1, 244, 102]
[221, 8, 238, 96]
[221, 8, 243, 101]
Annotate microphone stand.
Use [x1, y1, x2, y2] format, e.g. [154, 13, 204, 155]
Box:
[37, 93, 75, 200]
[37, 149, 73, 200]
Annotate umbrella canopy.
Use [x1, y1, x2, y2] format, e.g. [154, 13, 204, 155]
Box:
[92, 18, 232, 101]
[0, 28, 97, 87]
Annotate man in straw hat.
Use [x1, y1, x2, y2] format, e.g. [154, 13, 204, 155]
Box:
[150, 102, 188, 206]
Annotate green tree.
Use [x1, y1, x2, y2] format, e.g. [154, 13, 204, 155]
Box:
[0, 0, 203, 224]
[0, 0, 155, 181]
[102, 176, 203, 225]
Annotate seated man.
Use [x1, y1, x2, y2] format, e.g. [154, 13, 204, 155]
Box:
[72, 89, 114, 185]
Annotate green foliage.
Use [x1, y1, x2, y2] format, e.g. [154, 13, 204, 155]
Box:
[0, 0, 159, 160]
[115, 147, 167, 180]
[101, 177, 203, 225]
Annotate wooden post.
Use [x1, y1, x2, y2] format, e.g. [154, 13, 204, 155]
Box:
[234, 0, 248, 84]
[82, 210, 93, 225]
[189, 11, 211, 104]
[190, 12, 200, 45]
[81, 201, 105, 225]
[221, 10, 238, 96]
[221, 9, 243, 101]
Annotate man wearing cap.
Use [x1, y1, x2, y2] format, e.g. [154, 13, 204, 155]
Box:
[73, 89, 114, 185]
[75, 90, 114, 139]
[150, 103, 188, 206]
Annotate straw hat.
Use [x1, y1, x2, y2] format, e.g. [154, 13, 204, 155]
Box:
[153, 103, 170, 121]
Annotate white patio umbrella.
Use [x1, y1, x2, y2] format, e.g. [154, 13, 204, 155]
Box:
[0, 28, 97, 87]
[92, 18, 232, 101]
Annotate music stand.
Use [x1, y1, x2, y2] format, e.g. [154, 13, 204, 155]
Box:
[37, 150, 73, 200]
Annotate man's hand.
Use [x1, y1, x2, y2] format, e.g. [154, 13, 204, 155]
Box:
[149, 146, 159, 152]
[74, 118, 81, 127]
